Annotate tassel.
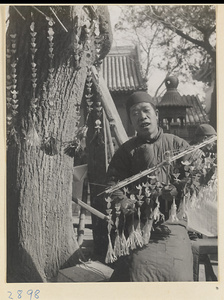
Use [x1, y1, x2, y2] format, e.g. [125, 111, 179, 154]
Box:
[113, 202, 122, 257]
[133, 226, 144, 248]
[153, 197, 165, 224]
[105, 234, 117, 264]
[126, 213, 137, 250]
[105, 197, 117, 264]
[168, 197, 179, 222]
[105, 216, 117, 264]
[120, 231, 129, 256]
[135, 200, 144, 247]
[113, 233, 122, 257]
[127, 225, 143, 250]
[126, 225, 137, 250]
[142, 217, 153, 245]
[120, 214, 129, 256]
[177, 189, 189, 220]
[26, 122, 40, 147]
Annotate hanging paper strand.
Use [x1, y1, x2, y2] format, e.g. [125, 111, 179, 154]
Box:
[119, 188, 130, 256]
[119, 214, 130, 256]
[142, 214, 153, 245]
[86, 66, 104, 146]
[30, 21, 38, 115]
[26, 19, 40, 147]
[168, 197, 179, 222]
[113, 202, 123, 257]
[126, 195, 138, 250]
[152, 197, 165, 224]
[142, 179, 156, 244]
[93, 16, 102, 69]
[105, 196, 117, 264]
[64, 66, 93, 157]
[85, 66, 94, 121]
[41, 17, 59, 155]
[46, 16, 55, 91]
[177, 186, 188, 220]
[6, 33, 19, 145]
[135, 186, 144, 246]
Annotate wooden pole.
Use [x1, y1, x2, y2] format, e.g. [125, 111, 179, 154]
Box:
[98, 135, 217, 196]
[103, 110, 109, 170]
[105, 114, 115, 159]
[72, 197, 112, 223]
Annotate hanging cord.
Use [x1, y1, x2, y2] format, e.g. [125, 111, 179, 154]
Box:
[32, 6, 50, 19]
[32, 6, 68, 33]
[12, 6, 26, 20]
[49, 7, 68, 32]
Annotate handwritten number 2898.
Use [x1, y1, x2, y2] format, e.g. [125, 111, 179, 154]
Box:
[7, 290, 40, 300]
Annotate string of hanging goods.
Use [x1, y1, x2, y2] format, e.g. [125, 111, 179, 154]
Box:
[63, 66, 93, 158]
[98, 135, 217, 196]
[25, 17, 40, 147]
[41, 15, 59, 156]
[6, 33, 19, 145]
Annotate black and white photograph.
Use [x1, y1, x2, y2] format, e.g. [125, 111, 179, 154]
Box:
[0, 4, 223, 300]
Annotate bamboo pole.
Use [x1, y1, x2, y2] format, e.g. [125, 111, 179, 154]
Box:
[98, 135, 217, 196]
[72, 197, 112, 223]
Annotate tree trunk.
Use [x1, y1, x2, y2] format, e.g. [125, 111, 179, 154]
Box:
[6, 5, 112, 282]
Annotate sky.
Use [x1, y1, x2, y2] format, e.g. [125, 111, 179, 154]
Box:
[107, 5, 207, 100]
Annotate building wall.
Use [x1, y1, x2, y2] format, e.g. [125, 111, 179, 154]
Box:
[112, 92, 135, 137]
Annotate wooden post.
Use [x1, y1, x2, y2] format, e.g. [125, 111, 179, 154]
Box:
[103, 111, 109, 170]
[105, 114, 115, 161]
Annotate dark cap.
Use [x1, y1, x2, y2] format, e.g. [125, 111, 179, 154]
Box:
[195, 124, 217, 137]
[126, 91, 156, 119]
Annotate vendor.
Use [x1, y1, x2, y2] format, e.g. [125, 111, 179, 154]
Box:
[105, 91, 194, 282]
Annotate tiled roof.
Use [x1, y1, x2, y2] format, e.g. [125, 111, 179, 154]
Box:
[184, 95, 209, 125]
[101, 45, 147, 92]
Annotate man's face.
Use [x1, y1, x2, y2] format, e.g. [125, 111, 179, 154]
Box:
[130, 102, 159, 139]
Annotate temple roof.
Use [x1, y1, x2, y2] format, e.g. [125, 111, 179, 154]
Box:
[156, 94, 209, 125]
[101, 45, 147, 92]
[184, 95, 209, 125]
[156, 90, 191, 107]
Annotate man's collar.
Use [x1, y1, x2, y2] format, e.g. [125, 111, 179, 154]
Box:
[137, 127, 162, 144]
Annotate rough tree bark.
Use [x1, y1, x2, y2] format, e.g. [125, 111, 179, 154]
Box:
[6, 5, 112, 282]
